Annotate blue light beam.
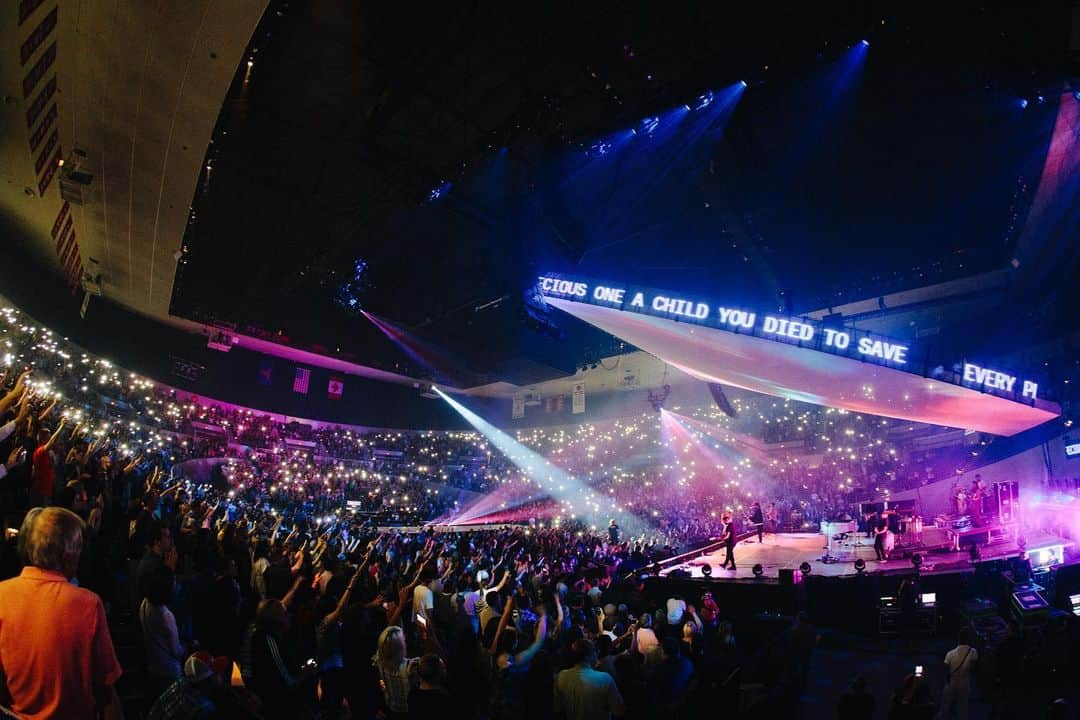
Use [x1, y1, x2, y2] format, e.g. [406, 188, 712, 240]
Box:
[433, 387, 650, 537]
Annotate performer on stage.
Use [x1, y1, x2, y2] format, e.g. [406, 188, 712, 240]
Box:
[954, 486, 968, 516]
[720, 512, 737, 571]
[970, 479, 984, 527]
[608, 518, 620, 544]
[873, 513, 889, 561]
[750, 501, 765, 543]
[766, 502, 778, 535]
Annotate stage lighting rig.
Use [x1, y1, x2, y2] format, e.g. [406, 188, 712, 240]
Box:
[647, 384, 671, 412]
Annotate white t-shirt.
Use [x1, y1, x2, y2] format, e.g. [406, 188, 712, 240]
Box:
[412, 583, 434, 623]
[944, 644, 978, 687]
[635, 627, 659, 656]
[666, 598, 687, 625]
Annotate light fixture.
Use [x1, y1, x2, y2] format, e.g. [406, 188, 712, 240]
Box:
[752, 563, 764, 578]
[799, 562, 812, 575]
[854, 558, 866, 574]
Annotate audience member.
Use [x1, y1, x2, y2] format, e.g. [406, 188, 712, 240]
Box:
[0, 507, 123, 719]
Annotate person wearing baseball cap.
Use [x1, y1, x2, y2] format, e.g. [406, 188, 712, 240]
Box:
[146, 651, 230, 719]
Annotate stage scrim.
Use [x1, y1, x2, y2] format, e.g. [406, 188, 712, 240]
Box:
[540, 275, 1058, 437]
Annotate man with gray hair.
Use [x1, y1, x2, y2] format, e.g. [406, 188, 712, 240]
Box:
[0, 507, 124, 719]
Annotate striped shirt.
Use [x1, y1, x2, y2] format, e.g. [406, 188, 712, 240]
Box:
[375, 658, 419, 713]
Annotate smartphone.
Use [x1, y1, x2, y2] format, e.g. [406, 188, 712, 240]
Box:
[304, 658, 318, 671]
[416, 614, 427, 627]
[914, 665, 923, 677]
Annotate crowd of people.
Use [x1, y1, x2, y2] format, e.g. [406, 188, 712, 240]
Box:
[1, 302, 1074, 718]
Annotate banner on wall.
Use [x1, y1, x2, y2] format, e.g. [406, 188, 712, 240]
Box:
[293, 367, 310, 394]
[328, 376, 344, 400]
[572, 383, 585, 414]
[512, 395, 524, 419]
[257, 359, 274, 386]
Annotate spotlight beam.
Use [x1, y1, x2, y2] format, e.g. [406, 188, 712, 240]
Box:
[433, 387, 650, 536]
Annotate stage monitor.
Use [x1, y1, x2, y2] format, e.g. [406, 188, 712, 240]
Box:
[1070, 594, 1080, 617]
[919, 592, 936, 607]
[1030, 544, 1064, 569]
[1012, 591, 1048, 612]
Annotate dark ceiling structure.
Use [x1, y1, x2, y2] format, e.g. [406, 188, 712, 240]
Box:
[169, 0, 1078, 387]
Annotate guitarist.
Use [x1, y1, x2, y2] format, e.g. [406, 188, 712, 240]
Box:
[749, 501, 765, 544]
[873, 512, 889, 561]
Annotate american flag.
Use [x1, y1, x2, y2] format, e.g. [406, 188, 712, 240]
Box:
[293, 367, 310, 394]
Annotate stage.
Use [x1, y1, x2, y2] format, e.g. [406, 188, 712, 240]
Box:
[659, 530, 1073, 581]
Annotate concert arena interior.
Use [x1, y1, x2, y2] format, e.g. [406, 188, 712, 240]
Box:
[1, 3, 1079, 719]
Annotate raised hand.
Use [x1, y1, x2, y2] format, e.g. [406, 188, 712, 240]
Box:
[13, 370, 30, 394]
[5, 446, 23, 470]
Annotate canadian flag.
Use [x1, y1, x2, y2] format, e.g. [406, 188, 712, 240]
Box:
[328, 376, 345, 400]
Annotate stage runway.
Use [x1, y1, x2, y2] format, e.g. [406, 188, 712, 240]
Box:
[660, 531, 1072, 581]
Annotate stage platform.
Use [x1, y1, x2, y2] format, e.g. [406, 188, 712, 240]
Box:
[659, 531, 1072, 581]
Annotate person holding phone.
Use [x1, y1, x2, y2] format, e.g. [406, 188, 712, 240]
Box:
[30, 418, 66, 507]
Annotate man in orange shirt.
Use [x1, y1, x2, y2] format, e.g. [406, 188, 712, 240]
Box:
[29, 418, 66, 507]
[0, 506, 124, 719]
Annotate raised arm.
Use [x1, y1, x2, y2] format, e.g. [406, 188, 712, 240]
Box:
[37, 396, 58, 421]
[268, 515, 285, 548]
[0, 370, 29, 417]
[281, 572, 305, 611]
[514, 609, 548, 667]
[489, 595, 515, 656]
[323, 560, 365, 627]
[386, 583, 411, 627]
[686, 605, 702, 634]
[42, 417, 68, 451]
[489, 568, 511, 594]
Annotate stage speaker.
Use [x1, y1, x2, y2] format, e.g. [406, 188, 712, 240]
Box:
[779, 568, 796, 585]
[995, 481, 1020, 524]
[707, 383, 737, 418]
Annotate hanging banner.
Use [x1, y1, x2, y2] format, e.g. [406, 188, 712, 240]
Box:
[572, 382, 585, 414]
[293, 367, 311, 394]
[512, 395, 524, 419]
